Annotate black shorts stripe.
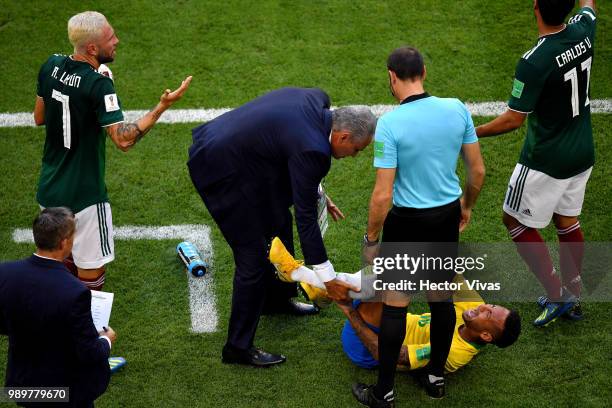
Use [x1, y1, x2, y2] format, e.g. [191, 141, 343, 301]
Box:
[505, 185, 514, 206]
[100, 203, 112, 255]
[510, 166, 528, 211]
[508, 166, 526, 210]
[513, 167, 530, 211]
[96, 203, 107, 256]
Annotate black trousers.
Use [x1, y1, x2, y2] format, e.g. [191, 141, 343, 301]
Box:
[379, 199, 460, 291]
[225, 209, 298, 349]
[382, 199, 460, 244]
[193, 176, 297, 350]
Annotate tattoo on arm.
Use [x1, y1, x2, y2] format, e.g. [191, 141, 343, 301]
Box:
[149, 107, 163, 122]
[348, 309, 379, 360]
[117, 123, 143, 143]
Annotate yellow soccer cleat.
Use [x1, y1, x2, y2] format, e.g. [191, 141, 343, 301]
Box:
[299, 282, 332, 309]
[268, 237, 303, 282]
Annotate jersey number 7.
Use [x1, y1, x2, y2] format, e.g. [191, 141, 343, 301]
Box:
[51, 89, 71, 149]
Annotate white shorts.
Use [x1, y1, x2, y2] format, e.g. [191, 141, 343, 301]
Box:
[72, 202, 115, 269]
[503, 164, 592, 229]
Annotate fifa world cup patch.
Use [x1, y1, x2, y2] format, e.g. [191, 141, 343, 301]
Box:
[374, 141, 385, 158]
[511, 79, 525, 98]
[104, 93, 120, 112]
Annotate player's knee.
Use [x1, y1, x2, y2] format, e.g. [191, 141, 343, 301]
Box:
[78, 266, 105, 280]
[502, 211, 521, 230]
[553, 213, 578, 229]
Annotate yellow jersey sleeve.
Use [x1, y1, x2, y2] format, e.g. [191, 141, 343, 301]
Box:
[445, 332, 483, 372]
[406, 343, 431, 371]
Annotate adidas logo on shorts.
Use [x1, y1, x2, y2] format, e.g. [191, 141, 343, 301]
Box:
[521, 208, 532, 216]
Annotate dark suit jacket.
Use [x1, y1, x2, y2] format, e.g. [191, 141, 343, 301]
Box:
[0, 255, 111, 407]
[188, 87, 332, 264]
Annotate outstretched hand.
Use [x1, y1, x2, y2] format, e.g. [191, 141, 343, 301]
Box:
[326, 195, 345, 221]
[160, 76, 193, 108]
[325, 278, 358, 302]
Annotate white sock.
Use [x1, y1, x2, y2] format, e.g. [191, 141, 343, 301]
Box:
[292, 266, 364, 291]
[292, 266, 326, 289]
[336, 270, 362, 290]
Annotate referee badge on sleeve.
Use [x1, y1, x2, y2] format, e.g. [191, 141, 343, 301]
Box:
[511, 79, 525, 98]
[374, 141, 385, 158]
[104, 94, 120, 112]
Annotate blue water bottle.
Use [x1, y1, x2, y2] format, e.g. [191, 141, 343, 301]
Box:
[176, 241, 208, 277]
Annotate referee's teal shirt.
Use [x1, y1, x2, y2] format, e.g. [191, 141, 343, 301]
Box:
[373, 93, 478, 209]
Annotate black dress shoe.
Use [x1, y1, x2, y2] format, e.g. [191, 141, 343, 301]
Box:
[222, 345, 286, 367]
[263, 298, 320, 316]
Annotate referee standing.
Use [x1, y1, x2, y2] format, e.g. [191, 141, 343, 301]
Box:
[352, 47, 485, 406]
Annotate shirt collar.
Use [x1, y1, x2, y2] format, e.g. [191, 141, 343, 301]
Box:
[400, 92, 430, 105]
[33, 253, 59, 261]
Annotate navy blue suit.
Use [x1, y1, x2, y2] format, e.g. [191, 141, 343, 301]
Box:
[188, 87, 332, 349]
[0, 256, 111, 407]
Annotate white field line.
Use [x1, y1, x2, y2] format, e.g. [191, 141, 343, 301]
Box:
[12, 224, 217, 334]
[2, 99, 611, 127]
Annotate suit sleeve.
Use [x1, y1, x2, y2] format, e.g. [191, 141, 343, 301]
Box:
[288, 150, 330, 265]
[69, 289, 111, 364]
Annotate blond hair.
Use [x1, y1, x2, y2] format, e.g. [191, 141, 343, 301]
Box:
[67, 11, 108, 50]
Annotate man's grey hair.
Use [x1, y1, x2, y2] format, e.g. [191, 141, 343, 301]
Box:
[33, 207, 75, 251]
[68, 11, 108, 50]
[332, 106, 377, 143]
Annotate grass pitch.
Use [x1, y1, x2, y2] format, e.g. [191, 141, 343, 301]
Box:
[1, 1, 611, 407]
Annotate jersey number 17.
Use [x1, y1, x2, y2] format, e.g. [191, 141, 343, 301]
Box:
[564, 56, 592, 118]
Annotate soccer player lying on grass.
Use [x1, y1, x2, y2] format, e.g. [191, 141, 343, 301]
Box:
[337, 295, 520, 372]
[269, 237, 521, 372]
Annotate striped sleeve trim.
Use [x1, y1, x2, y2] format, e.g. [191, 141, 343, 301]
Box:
[101, 120, 125, 128]
[583, 10, 596, 21]
[522, 38, 546, 60]
[508, 106, 532, 114]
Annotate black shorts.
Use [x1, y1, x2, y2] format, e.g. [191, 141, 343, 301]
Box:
[378, 199, 461, 294]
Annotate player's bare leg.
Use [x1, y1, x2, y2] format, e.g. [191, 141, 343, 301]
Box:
[78, 266, 106, 291]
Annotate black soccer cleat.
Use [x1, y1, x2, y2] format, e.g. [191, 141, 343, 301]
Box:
[351, 383, 395, 408]
[418, 373, 445, 399]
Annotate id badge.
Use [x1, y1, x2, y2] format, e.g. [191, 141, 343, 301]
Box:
[317, 184, 328, 238]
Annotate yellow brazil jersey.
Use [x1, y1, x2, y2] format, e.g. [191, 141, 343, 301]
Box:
[404, 295, 485, 373]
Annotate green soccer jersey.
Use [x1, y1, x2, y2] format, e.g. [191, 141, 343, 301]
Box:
[36, 54, 124, 212]
[508, 7, 596, 179]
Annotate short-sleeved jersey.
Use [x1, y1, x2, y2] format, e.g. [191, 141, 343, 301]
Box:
[36, 54, 124, 212]
[508, 7, 596, 179]
[404, 300, 484, 373]
[373, 94, 478, 209]
[341, 291, 485, 372]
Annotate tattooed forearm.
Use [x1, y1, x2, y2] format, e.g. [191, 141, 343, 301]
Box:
[107, 101, 169, 151]
[118, 123, 142, 141]
[149, 107, 163, 121]
[347, 309, 379, 360]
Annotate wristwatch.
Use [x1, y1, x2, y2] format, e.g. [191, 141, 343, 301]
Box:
[363, 233, 379, 247]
